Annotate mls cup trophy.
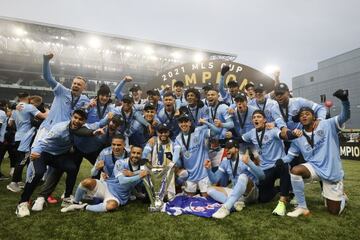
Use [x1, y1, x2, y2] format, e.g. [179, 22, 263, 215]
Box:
[143, 152, 175, 212]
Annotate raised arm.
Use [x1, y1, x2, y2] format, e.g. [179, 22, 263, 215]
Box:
[42, 53, 58, 89]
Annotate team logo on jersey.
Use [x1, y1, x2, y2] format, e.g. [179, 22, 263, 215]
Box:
[193, 136, 199, 144]
[263, 135, 269, 142]
[304, 143, 312, 152]
[265, 110, 271, 116]
[316, 130, 325, 138]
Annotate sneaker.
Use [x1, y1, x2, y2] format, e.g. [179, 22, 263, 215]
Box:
[234, 201, 245, 212]
[17, 182, 25, 189]
[61, 203, 87, 213]
[47, 195, 58, 204]
[212, 205, 230, 219]
[272, 201, 286, 216]
[287, 207, 310, 217]
[129, 195, 137, 201]
[16, 202, 30, 217]
[61, 197, 74, 207]
[32, 197, 46, 211]
[7, 182, 22, 193]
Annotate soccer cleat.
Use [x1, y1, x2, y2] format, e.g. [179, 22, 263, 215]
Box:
[272, 201, 286, 216]
[47, 195, 58, 204]
[61, 197, 74, 207]
[212, 205, 230, 219]
[287, 207, 310, 217]
[7, 182, 22, 193]
[16, 202, 30, 217]
[234, 201, 245, 212]
[32, 197, 46, 211]
[61, 203, 87, 213]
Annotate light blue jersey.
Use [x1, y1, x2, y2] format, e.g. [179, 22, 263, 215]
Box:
[185, 105, 208, 127]
[248, 98, 286, 128]
[230, 105, 256, 136]
[41, 57, 89, 130]
[0, 110, 7, 143]
[157, 108, 180, 139]
[86, 103, 115, 124]
[206, 102, 233, 139]
[18, 127, 36, 152]
[91, 146, 128, 178]
[174, 126, 210, 181]
[32, 121, 72, 155]
[175, 95, 188, 109]
[284, 117, 344, 182]
[218, 157, 259, 185]
[12, 103, 40, 142]
[242, 128, 285, 170]
[275, 97, 327, 130]
[106, 158, 143, 205]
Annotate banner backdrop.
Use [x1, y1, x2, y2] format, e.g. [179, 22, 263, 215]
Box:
[340, 142, 360, 161]
[154, 60, 275, 91]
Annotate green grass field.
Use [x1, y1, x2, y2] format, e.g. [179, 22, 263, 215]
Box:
[0, 159, 359, 240]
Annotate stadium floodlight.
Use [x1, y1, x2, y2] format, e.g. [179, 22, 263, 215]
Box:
[144, 46, 154, 55]
[13, 27, 27, 36]
[264, 65, 280, 76]
[88, 36, 101, 49]
[193, 53, 204, 62]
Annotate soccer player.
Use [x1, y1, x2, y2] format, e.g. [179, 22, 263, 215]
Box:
[0, 100, 8, 180]
[142, 123, 181, 200]
[206, 88, 234, 141]
[241, 110, 300, 216]
[219, 66, 240, 105]
[174, 114, 220, 196]
[15, 109, 98, 217]
[182, 88, 208, 127]
[91, 134, 128, 179]
[248, 83, 286, 128]
[157, 92, 180, 140]
[146, 89, 164, 114]
[7, 93, 47, 192]
[206, 139, 265, 219]
[244, 82, 255, 101]
[128, 102, 157, 147]
[129, 84, 147, 109]
[60, 145, 148, 213]
[284, 89, 350, 217]
[35, 53, 89, 143]
[173, 80, 187, 108]
[86, 84, 115, 124]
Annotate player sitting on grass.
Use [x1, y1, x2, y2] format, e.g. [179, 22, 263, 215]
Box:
[206, 139, 265, 219]
[61, 145, 148, 213]
[284, 89, 350, 217]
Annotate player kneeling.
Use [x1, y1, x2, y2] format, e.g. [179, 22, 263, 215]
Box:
[61, 145, 148, 213]
[284, 89, 350, 217]
[206, 139, 265, 219]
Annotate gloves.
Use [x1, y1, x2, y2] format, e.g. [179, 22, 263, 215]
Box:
[221, 66, 230, 76]
[275, 159, 284, 168]
[333, 89, 349, 101]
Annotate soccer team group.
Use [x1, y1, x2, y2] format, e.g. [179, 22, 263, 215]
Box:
[0, 53, 351, 219]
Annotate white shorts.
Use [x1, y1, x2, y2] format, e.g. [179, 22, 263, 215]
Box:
[302, 163, 344, 201]
[185, 177, 210, 193]
[88, 180, 120, 205]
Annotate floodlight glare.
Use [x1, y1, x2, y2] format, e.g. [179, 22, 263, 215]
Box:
[264, 65, 280, 76]
[88, 36, 101, 49]
[193, 53, 204, 62]
[13, 27, 27, 36]
[172, 51, 182, 59]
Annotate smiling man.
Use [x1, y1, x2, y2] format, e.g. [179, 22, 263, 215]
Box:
[16, 109, 90, 217]
[284, 89, 350, 217]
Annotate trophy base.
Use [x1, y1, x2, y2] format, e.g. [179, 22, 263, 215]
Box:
[148, 205, 162, 212]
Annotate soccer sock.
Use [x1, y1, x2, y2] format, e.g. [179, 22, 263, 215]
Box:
[290, 173, 307, 209]
[224, 174, 247, 210]
[85, 202, 107, 213]
[207, 187, 228, 203]
[74, 184, 88, 203]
